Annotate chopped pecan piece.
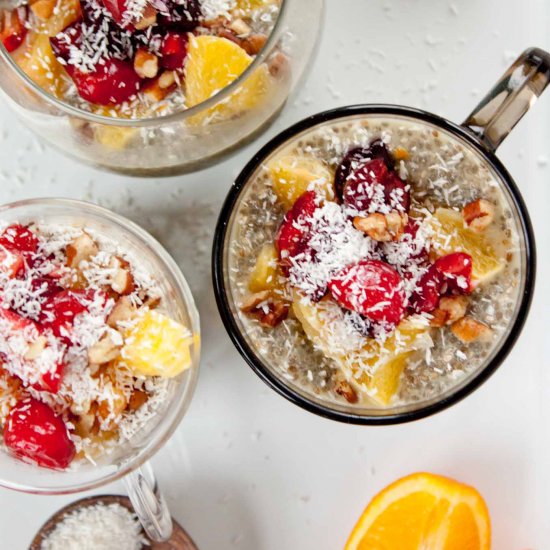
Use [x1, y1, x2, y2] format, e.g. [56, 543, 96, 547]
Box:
[241, 291, 289, 328]
[451, 317, 492, 343]
[335, 380, 358, 404]
[66, 232, 98, 269]
[462, 199, 495, 232]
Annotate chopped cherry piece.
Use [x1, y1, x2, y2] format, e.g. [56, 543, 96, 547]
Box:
[32, 364, 65, 394]
[276, 191, 319, 274]
[160, 32, 189, 70]
[70, 58, 141, 105]
[0, 306, 38, 332]
[383, 172, 410, 212]
[328, 260, 406, 325]
[156, 0, 202, 30]
[50, 21, 83, 63]
[334, 140, 395, 200]
[1, 7, 28, 53]
[4, 398, 75, 470]
[342, 158, 389, 213]
[408, 264, 443, 314]
[0, 246, 24, 279]
[0, 224, 39, 255]
[434, 252, 473, 294]
[40, 289, 103, 341]
[31, 277, 63, 301]
[98, 0, 128, 24]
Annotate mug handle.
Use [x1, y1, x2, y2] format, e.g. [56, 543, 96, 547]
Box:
[463, 47, 550, 152]
[124, 462, 173, 542]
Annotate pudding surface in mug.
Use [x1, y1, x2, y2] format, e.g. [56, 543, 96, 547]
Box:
[228, 115, 524, 409]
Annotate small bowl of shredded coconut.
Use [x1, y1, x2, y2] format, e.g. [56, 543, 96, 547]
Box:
[31, 495, 199, 550]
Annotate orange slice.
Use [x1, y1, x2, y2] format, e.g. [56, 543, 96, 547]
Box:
[185, 35, 270, 124]
[292, 294, 431, 405]
[345, 472, 491, 550]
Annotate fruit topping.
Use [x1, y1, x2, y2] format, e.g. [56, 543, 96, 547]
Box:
[342, 157, 410, 215]
[248, 244, 281, 293]
[70, 58, 142, 105]
[0, 224, 39, 255]
[156, 0, 202, 30]
[0, 7, 28, 53]
[267, 155, 334, 210]
[4, 397, 75, 469]
[328, 260, 406, 326]
[434, 252, 473, 295]
[160, 31, 189, 70]
[120, 310, 194, 377]
[430, 208, 504, 285]
[275, 190, 319, 273]
[185, 35, 270, 123]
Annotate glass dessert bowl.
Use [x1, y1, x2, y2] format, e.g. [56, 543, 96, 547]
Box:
[0, 0, 323, 175]
[0, 199, 200, 541]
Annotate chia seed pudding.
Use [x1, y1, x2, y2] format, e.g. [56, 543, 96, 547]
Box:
[0, 221, 195, 470]
[225, 115, 525, 410]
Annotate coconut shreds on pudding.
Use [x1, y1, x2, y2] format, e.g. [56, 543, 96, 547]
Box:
[0, 0, 284, 119]
[0, 223, 194, 470]
[228, 117, 523, 408]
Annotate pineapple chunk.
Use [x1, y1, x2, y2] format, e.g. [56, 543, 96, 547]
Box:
[249, 244, 281, 292]
[121, 310, 194, 378]
[267, 155, 335, 210]
[430, 208, 505, 285]
[292, 292, 430, 405]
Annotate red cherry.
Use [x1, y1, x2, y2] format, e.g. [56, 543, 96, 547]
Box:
[41, 289, 90, 341]
[0, 224, 39, 255]
[98, 0, 128, 24]
[0, 306, 38, 332]
[342, 158, 389, 213]
[328, 260, 406, 325]
[160, 32, 189, 70]
[408, 264, 444, 314]
[50, 20, 83, 63]
[31, 364, 65, 394]
[276, 191, 319, 274]
[1, 7, 28, 53]
[70, 58, 141, 105]
[383, 172, 410, 212]
[434, 252, 473, 294]
[4, 398, 75, 469]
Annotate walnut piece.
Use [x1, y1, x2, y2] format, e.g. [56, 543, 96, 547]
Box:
[354, 211, 408, 242]
[134, 48, 159, 79]
[431, 296, 469, 327]
[88, 335, 121, 364]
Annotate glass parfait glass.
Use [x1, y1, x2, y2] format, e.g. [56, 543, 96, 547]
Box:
[0, 199, 200, 542]
[0, 0, 324, 176]
[212, 48, 550, 424]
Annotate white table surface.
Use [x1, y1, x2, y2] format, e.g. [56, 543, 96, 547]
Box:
[1, 1, 549, 548]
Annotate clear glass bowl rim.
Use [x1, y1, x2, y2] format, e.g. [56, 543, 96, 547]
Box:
[0, 197, 201, 494]
[212, 104, 536, 425]
[0, 0, 291, 127]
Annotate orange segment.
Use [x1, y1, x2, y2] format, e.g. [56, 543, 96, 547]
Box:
[345, 473, 491, 550]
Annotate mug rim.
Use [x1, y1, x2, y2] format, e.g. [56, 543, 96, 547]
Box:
[0, 197, 201, 493]
[212, 104, 536, 425]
